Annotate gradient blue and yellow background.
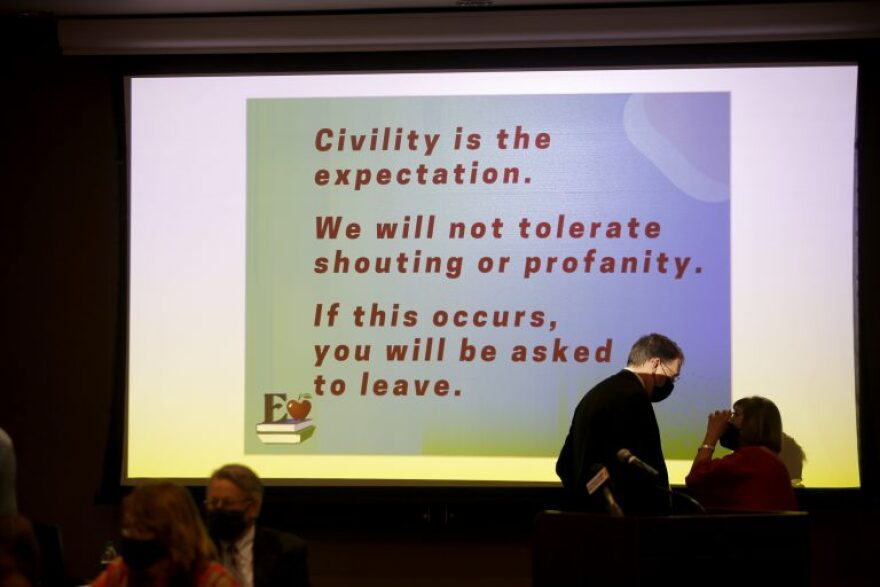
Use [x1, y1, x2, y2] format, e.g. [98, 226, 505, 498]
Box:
[244, 93, 730, 461]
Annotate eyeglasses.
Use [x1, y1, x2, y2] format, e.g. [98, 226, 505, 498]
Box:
[659, 362, 681, 382]
[203, 497, 252, 510]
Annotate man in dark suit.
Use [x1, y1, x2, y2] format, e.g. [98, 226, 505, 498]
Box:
[205, 464, 309, 587]
[556, 333, 683, 515]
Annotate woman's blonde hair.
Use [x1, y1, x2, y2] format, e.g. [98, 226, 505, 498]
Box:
[123, 482, 217, 573]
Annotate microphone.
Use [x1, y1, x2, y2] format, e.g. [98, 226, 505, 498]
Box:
[614, 449, 706, 514]
[616, 448, 660, 479]
[586, 464, 624, 517]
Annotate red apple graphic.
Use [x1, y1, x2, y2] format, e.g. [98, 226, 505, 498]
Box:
[287, 394, 312, 420]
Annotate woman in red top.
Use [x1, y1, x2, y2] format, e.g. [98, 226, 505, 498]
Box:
[92, 483, 237, 587]
[686, 396, 797, 511]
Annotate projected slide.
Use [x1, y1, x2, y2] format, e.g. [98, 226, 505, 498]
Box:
[244, 93, 729, 458]
[127, 66, 857, 487]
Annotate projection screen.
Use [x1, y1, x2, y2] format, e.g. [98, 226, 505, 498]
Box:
[126, 66, 858, 487]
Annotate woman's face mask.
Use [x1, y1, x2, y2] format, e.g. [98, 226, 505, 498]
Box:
[719, 423, 741, 450]
[121, 537, 167, 571]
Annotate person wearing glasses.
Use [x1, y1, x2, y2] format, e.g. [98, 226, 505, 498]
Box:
[92, 482, 236, 587]
[556, 333, 683, 514]
[204, 465, 309, 587]
[686, 396, 797, 511]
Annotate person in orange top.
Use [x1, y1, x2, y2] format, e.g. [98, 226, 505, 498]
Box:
[93, 482, 237, 587]
[686, 396, 797, 511]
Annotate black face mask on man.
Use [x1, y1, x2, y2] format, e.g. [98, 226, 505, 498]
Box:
[651, 380, 675, 403]
[121, 537, 167, 571]
[207, 510, 248, 542]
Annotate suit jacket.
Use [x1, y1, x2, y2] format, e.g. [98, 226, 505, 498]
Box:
[252, 526, 310, 587]
[556, 369, 670, 515]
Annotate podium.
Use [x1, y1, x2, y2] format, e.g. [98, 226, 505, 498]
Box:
[533, 509, 810, 586]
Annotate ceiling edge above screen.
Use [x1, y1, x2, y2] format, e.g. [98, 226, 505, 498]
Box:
[61, 1, 880, 56]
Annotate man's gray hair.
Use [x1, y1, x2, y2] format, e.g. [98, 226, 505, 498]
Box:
[210, 463, 264, 501]
[626, 333, 684, 366]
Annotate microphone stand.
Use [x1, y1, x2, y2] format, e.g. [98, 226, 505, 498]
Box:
[658, 485, 706, 514]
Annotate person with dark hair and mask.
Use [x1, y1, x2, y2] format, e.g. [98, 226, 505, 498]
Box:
[686, 396, 797, 511]
[556, 333, 683, 515]
[204, 465, 308, 587]
[1, 514, 40, 587]
[0, 428, 16, 517]
[92, 482, 236, 587]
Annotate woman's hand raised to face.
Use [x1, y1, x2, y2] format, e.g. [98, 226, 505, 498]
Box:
[704, 409, 732, 446]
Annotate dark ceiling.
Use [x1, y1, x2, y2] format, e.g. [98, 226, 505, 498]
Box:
[0, 0, 817, 18]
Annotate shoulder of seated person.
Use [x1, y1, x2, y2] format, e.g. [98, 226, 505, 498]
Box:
[258, 526, 307, 547]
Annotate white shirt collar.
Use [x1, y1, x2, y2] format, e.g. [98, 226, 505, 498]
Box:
[234, 524, 256, 552]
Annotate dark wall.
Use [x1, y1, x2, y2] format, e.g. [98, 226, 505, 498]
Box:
[2, 16, 125, 580]
[2, 15, 879, 586]
[856, 52, 880, 501]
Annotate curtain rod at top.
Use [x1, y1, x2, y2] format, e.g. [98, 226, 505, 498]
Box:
[57, 2, 880, 56]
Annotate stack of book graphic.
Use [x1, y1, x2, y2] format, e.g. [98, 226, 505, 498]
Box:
[256, 419, 315, 444]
